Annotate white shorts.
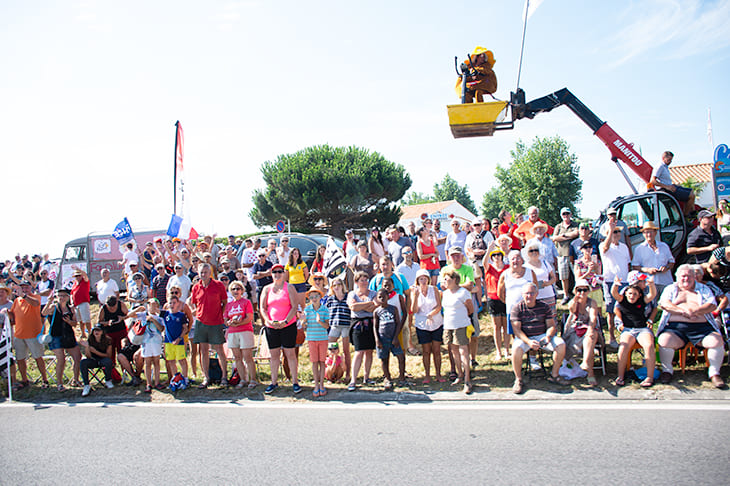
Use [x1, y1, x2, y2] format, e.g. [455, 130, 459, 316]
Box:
[512, 333, 565, 354]
[141, 340, 162, 358]
[226, 330, 255, 349]
[75, 302, 91, 323]
[328, 325, 351, 340]
[14, 337, 45, 360]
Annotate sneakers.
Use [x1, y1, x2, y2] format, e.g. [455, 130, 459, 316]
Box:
[560, 296, 571, 305]
[81, 385, 91, 397]
[347, 382, 356, 392]
[512, 379, 524, 394]
[105, 380, 114, 389]
[659, 371, 673, 384]
[264, 383, 278, 394]
[292, 383, 302, 394]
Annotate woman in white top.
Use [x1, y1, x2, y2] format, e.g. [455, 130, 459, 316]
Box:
[498, 250, 538, 334]
[523, 241, 557, 313]
[368, 227, 386, 260]
[441, 268, 474, 394]
[410, 269, 444, 384]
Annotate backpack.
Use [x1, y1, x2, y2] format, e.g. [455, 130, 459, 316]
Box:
[208, 358, 222, 384]
[229, 367, 241, 387]
[127, 320, 146, 345]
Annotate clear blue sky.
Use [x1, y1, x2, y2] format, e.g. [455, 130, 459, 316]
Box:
[1, 0, 728, 258]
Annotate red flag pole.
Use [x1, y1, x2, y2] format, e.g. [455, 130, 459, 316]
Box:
[173, 121, 180, 216]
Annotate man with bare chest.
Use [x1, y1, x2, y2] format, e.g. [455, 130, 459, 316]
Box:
[656, 265, 726, 387]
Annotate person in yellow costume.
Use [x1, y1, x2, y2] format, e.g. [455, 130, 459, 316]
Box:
[455, 46, 497, 103]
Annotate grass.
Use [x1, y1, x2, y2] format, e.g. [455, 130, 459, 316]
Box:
[2, 303, 727, 402]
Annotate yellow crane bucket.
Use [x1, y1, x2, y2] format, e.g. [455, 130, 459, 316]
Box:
[446, 101, 508, 138]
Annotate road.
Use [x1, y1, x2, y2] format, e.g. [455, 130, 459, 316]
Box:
[1, 400, 729, 485]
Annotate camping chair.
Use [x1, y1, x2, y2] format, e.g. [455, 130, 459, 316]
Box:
[36, 354, 72, 386]
[253, 327, 278, 382]
[560, 313, 606, 376]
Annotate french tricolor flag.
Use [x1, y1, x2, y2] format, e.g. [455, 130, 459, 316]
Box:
[167, 214, 199, 240]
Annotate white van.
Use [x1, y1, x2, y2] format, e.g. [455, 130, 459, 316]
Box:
[57, 230, 167, 299]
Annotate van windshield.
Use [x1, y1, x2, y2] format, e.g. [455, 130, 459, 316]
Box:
[64, 245, 86, 262]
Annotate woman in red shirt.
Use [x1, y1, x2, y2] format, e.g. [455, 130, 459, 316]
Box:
[416, 226, 440, 285]
[483, 249, 510, 360]
[498, 210, 521, 250]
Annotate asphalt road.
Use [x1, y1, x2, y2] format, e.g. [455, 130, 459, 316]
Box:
[1, 401, 729, 485]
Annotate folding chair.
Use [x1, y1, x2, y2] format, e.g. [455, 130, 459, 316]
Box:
[522, 348, 548, 379]
[253, 327, 278, 382]
[560, 314, 606, 376]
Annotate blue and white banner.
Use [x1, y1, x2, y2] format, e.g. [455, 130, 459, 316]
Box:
[112, 217, 135, 245]
[322, 237, 346, 278]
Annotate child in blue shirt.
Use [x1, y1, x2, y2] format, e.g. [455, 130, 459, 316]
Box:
[160, 295, 189, 383]
[303, 289, 330, 397]
[373, 288, 405, 389]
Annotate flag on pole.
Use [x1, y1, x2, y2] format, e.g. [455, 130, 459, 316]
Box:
[1, 313, 13, 400]
[322, 237, 346, 278]
[112, 217, 135, 245]
[167, 214, 199, 240]
[708, 108, 714, 147]
[174, 121, 185, 216]
[522, 0, 545, 21]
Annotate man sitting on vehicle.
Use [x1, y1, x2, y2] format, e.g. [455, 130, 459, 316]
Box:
[650, 151, 695, 216]
[457, 46, 498, 103]
[656, 264, 726, 388]
[510, 283, 568, 394]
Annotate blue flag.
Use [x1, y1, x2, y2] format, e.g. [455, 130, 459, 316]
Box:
[167, 214, 183, 238]
[112, 217, 134, 245]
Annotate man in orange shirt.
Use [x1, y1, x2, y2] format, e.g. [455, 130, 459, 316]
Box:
[515, 206, 553, 245]
[9, 280, 48, 389]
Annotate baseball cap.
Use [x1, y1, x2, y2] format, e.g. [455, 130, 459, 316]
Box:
[448, 246, 464, 255]
[606, 207, 618, 215]
[627, 270, 648, 285]
[560, 207, 571, 215]
[698, 209, 714, 219]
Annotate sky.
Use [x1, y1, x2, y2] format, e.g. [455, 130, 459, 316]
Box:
[1, 0, 728, 259]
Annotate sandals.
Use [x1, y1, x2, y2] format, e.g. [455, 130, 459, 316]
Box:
[587, 376, 598, 387]
[640, 378, 654, 388]
[40, 381, 49, 389]
[547, 375, 569, 386]
[614, 377, 626, 387]
[144, 386, 152, 393]
[57, 385, 66, 392]
[347, 383, 356, 392]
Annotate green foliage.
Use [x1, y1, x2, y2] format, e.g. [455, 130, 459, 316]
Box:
[433, 174, 478, 214]
[679, 176, 707, 197]
[403, 191, 437, 206]
[480, 187, 504, 220]
[249, 145, 411, 237]
[486, 136, 582, 225]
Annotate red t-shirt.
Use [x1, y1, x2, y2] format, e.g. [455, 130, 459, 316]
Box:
[71, 279, 90, 305]
[485, 264, 508, 300]
[223, 298, 254, 333]
[498, 223, 521, 250]
[190, 279, 227, 326]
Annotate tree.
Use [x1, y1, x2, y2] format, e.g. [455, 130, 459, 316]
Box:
[480, 186, 504, 220]
[249, 145, 411, 236]
[484, 136, 582, 225]
[402, 191, 436, 206]
[433, 174, 478, 215]
[679, 176, 707, 198]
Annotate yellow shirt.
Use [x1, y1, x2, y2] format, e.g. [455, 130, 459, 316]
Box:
[285, 262, 307, 285]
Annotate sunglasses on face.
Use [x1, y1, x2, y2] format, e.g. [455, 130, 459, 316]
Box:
[272, 270, 284, 274]
[575, 287, 589, 293]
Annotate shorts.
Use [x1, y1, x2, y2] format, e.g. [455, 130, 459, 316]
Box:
[226, 330, 255, 349]
[603, 282, 626, 313]
[141, 340, 162, 358]
[470, 312, 481, 338]
[308, 340, 328, 363]
[265, 323, 297, 349]
[512, 333, 565, 353]
[486, 298, 506, 317]
[49, 335, 78, 350]
[668, 185, 692, 202]
[328, 325, 351, 340]
[557, 256, 572, 280]
[444, 327, 469, 346]
[424, 268, 440, 277]
[292, 282, 308, 293]
[107, 329, 127, 353]
[164, 343, 187, 361]
[193, 322, 226, 345]
[119, 343, 140, 362]
[13, 337, 45, 360]
[75, 302, 91, 323]
[621, 327, 654, 340]
[376, 336, 404, 360]
[659, 321, 717, 347]
[349, 317, 376, 351]
[416, 326, 443, 344]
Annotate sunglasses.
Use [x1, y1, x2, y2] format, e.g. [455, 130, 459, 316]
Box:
[612, 230, 622, 234]
[272, 270, 284, 274]
[528, 249, 539, 253]
[314, 277, 324, 281]
[575, 287, 589, 293]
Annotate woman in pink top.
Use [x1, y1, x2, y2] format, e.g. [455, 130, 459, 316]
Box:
[259, 264, 301, 394]
[224, 280, 256, 389]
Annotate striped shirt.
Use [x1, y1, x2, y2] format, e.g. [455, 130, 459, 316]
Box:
[324, 295, 351, 327]
[303, 304, 330, 341]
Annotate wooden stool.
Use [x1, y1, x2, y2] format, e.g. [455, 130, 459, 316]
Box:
[678, 343, 708, 374]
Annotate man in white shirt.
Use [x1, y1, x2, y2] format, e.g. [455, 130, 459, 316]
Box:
[650, 151, 695, 216]
[445, 219, 467, 256]
[600, 220, 631, 348]
[95, 268, 120, 304]
[631, 221, 675, 296]
[166, 263, 192, 303]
